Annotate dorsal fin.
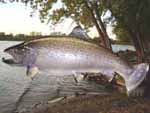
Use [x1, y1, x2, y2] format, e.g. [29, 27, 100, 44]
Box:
[69, 25, 90, 40]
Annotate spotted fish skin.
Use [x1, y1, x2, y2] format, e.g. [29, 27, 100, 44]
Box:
[3, 37, 149, 95]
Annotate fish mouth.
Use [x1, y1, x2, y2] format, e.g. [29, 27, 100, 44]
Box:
[2, 52, 22, 66]
[3, 46, 22, 65]
[2, 57, 23, 66]
[2, 57, 15, 65]
[3, 49, 16, 65]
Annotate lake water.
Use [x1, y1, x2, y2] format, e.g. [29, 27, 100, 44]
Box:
[112, 44, 135, 53]
[0, 41, 113, 113]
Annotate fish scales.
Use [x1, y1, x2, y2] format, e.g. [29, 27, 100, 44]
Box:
[3, 37, 149, 95]
[24, 38, 130, 71]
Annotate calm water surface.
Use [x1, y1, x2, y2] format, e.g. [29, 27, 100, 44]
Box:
[0, 41, 109, 113]
[112, 44, 135, 53]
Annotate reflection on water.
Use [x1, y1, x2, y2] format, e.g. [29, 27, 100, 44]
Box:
[0, 41, 106, 113]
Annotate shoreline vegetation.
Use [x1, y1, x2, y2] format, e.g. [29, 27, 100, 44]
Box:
[0, 33, 131, 45]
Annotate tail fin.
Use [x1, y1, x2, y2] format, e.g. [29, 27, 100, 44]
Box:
[126, 63, 149, 95]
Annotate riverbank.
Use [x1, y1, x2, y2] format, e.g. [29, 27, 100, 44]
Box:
[20, 70, 150, 113]
[18, 70, 150, 113]
[18, 73, 150, 113]
[20, 92, 150, 113]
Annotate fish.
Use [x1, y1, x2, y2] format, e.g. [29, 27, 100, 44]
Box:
[2, 36, 149, 95]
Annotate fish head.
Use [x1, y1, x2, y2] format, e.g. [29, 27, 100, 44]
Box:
[3, 42, 26, 64]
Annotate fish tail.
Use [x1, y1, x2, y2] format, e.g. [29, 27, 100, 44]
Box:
[125, 63, 149, 95]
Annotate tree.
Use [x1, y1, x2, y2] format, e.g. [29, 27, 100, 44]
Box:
[16, 0, 112, 49]
[112, 24, 131, 43]
[102, 0, 150, 62]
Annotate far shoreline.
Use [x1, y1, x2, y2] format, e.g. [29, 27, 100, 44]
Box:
[0, 37, 132, 45]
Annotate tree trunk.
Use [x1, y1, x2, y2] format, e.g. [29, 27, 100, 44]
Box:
[84, 0, 111, 50]
[104, 2, 146, 62]
[125, 25, 145, 62]
[137, 30, 148, 62]
[94, 3, 112, 49]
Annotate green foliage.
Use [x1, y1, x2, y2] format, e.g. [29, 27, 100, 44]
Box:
[26, 0, 94, 28]
[106, 0, 150, 41]
[23, 0, 110, 30]
[112, 24, 131, 42]
[104, 0, 150, 60]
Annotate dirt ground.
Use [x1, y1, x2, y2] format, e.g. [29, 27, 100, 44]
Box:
[20, 69, 150, 113]
[21, 92, 150, 113]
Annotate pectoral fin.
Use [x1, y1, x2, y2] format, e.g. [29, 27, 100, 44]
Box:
[26, 66, 39, 80]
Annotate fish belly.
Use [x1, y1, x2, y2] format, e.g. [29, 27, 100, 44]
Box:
[33, 48, 116, 80]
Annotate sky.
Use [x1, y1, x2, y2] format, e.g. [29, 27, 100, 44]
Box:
[0, 2, 116, 39]
[0, 2, 51, 35]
